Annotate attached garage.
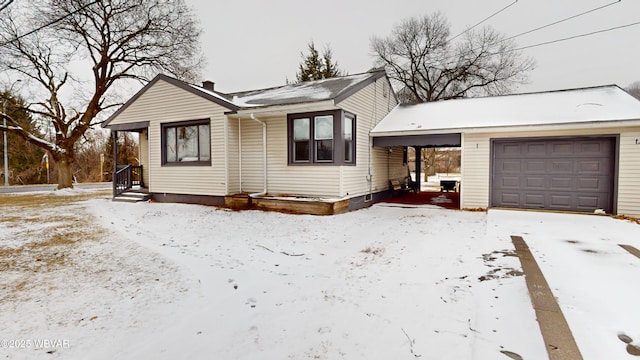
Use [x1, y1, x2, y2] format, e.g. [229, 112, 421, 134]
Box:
[491, 136, 616, 212]
[371, 85, 640, 217]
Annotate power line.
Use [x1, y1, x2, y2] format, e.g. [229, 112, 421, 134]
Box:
[432, 0, 626, 68]
[0, 0, 14, 12]
[502, 0, 622, 44]
[0, 0, 100, 47]
[448, 0, 519, 42]
[512, 19, 640, 52]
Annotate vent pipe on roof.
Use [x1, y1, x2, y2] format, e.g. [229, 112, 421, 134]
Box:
[202, 80, 215, 91]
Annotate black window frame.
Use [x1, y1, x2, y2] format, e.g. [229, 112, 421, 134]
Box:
[161, 118, 212, 166]
[343, 112, 356, 164]
[287, 110, 356, 166]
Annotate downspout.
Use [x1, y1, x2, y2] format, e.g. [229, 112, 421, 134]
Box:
[239, 117, 242, 193]
[366, 79, 378, 201]
[249, 113, 267, 197]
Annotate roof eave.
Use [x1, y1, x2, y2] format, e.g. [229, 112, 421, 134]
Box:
[102, 74, 240, 128]
[334, 69, 390, 104]
[371, 118, 640, 137]
[230, 100, 338, 118]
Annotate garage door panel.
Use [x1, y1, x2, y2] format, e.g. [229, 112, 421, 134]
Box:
[578, 140, 611, 155]
[500, 143, 522, 156]
[492, 137, 614, 213]
[499, 160, 522, 172]
[551, 142, 574, 156]
[524, 194, 545, 207]
[576, 177, 611, 192]
[525, 160, 546, 172]
[526, 177, 545, 188]
[500, 176, 520, 187]
[550, 160, 573, 172]
[550, 177, 572, 189]
[499, 192, 521, 206]
[577, 196, 600, 209]
[578, 159, 610, 173]
[549, 194, 571, 208]
[526, 143, 547, 155]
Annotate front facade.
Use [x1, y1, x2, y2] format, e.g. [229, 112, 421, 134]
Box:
[103, 69, 403, 213]
[372, 85, 640, 218]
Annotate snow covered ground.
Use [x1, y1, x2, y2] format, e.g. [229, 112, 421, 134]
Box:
[1, 191, 639, 359]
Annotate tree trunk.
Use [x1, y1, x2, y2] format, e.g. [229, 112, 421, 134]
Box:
[56, 157, 74, 189]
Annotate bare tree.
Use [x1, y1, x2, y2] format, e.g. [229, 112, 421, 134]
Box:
[626, 81, 640, 100]
[371, 12, 534, 103]
[0, 0, 203, 189]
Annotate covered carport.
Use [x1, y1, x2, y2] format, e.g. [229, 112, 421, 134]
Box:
[372, 133, 461, 193]
[370, 85, 640, 216]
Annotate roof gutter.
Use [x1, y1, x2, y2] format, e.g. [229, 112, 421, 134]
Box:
[232, 100, 336, 118]
[370, 118, 640, 137]
[249, 113, 268, 197]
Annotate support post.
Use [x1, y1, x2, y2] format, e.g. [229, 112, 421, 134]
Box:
[112, 130, 118, 197]
[2, 100, 8, 186]
[415, 146, 422, 193]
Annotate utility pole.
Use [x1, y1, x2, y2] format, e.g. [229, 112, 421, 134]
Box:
[2, 99, 8, 186]
[2, 80, 21, 186]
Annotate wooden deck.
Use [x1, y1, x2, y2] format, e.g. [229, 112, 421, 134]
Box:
[224, 194, 350, 215]
[383, 191, 460, 210]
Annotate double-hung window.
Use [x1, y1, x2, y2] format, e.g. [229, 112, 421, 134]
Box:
[343, 114, 354, 163]
[162, 119, 211, 166]
[314, 115, 334, 162]
[288, 110, 355, 165]
[293, 118, 311, 162]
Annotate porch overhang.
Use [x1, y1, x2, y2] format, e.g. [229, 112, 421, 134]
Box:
[105, 121, 149, 132]
[372, 133, 461, 147]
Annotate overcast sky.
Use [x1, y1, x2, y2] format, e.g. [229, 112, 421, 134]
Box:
[185, 0, 640, 95]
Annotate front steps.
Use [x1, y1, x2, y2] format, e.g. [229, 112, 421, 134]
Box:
[113, 190, 151, 203]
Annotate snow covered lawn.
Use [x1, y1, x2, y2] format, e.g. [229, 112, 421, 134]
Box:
[1, 191, 639, 359]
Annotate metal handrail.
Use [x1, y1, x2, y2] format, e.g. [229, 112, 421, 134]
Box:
[113, 164, 143, 197]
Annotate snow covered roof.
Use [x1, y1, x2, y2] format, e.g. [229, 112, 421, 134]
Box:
[371, 85, 640, 136]
[223, 70, 386, 108]
[103, 70, 389, 128]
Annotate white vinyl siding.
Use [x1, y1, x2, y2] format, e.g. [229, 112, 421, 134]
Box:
[239, 119, 265, 193]
[239, 115, 340, 197]
[139, 129, 150, 188]
[226, 117, 240, 194]
[617, 129, 640, 217]
[460, 133, 490, 209]
[338, 78, 399, 197]
[109, 79, 232, 196]
[461, 126, 640, 217]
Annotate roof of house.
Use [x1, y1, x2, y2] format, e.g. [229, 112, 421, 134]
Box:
[222, 69, 387, 107]
[103, 69, 390, 128]
[371, 85, 640, 136]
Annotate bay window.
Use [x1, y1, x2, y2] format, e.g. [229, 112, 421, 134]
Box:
[288, 110, 356, 165]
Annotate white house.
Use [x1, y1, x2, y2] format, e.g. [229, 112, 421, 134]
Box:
[102, 69, 403, 214]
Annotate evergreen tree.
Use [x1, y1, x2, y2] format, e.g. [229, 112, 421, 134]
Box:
[1, 91, 46, 184]
[322, 47, 341, 78]
[296, 41, 344, 82]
